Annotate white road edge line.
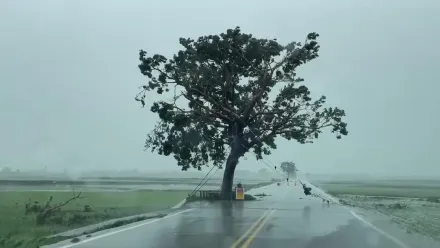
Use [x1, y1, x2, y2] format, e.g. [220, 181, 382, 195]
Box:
[57, 208, 194, 248]
[348, 209, 411, 248]
[300, 179, 411, 248]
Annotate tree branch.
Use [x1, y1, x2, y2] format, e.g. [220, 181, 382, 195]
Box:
[39, 191, 85, 219]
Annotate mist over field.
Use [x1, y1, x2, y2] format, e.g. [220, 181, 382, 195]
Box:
[1, 0, 440, 247]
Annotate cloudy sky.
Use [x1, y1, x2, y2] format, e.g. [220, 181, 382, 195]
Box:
[1, 0, 439, 176]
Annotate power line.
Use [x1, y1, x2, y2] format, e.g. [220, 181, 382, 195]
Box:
[178, 91, 290, 196]
[187, 164, 218, 198]
[239, 143, 284, 177]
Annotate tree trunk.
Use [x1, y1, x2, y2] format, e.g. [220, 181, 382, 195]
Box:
[220, 149, 241, 200]
[221, 122, 248, 200]
[292, 171, 297, 180]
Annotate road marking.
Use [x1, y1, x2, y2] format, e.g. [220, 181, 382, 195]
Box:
[296, 178, 410, 248]
[348, 210, 410, 248]
[300, 178, 411, 248]
[56, 208, 194, 248]
[230, 209, 272, 248]
[240, 209, 276, 248]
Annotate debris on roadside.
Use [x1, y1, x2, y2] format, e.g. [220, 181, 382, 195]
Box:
[254, 193, 271, 198]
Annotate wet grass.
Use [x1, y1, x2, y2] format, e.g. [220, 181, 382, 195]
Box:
[316, 182, 440, 198]
[0, 177, 271, 188]
[0, 190, 190, 248]
[0, 178, 223, 188]
[316, 179, 440, 241]
[16, 213, 169, 248]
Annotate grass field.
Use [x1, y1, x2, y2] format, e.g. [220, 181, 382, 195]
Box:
[316, 183, 440, 198]
[0, 190, 190, 247]
[315, 179, 440, 241]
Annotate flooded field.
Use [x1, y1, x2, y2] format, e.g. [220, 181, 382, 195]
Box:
[0, 177, 273, 192]
[314, 179, 440, 242]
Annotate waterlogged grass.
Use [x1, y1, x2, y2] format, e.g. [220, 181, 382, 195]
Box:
[316, 180, 440, 241]
[317, 183, 440, 198]
[0, 190, 190, 248]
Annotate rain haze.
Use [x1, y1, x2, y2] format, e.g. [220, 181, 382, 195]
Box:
[2, 1, 440, 248]
[1, 0, 439, 178]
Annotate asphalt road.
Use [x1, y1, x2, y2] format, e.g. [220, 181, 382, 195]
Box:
[46, 182, 413, 248]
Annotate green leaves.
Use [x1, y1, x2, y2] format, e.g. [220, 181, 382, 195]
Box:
[136, 27, 348, 171]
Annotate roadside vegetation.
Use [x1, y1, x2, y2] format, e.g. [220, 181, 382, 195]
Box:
[316, 180, 440, 241]
[0, 189, 189, 248]
[316, 180, 440, 198]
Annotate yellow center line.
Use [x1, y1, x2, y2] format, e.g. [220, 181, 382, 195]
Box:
[230, 209, 272, 248]
[240, 209, 276, 248]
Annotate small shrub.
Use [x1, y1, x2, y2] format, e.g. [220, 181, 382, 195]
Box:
[426, 197, 439, 203]
[25, 200, 43, 215]
[387, 203, 409, 209]
[51, 216, 64, 225]
[83, 205, 93, 212]
[64, 213, 87, 226]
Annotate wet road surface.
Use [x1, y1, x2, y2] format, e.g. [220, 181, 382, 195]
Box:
[46, 182, 413, 248]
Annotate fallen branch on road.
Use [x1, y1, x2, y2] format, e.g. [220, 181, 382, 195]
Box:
[298, 180, 331, 204]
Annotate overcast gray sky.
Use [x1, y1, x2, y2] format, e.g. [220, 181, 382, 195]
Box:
[1, 0, 439, 176]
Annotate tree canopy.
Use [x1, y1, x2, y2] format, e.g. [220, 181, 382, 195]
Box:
[280, 161, 298, 175]
[136, 27, 348, 174]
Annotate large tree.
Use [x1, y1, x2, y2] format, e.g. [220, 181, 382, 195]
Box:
[136, 27, 348, 199]
[280, 161, 298, 178]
